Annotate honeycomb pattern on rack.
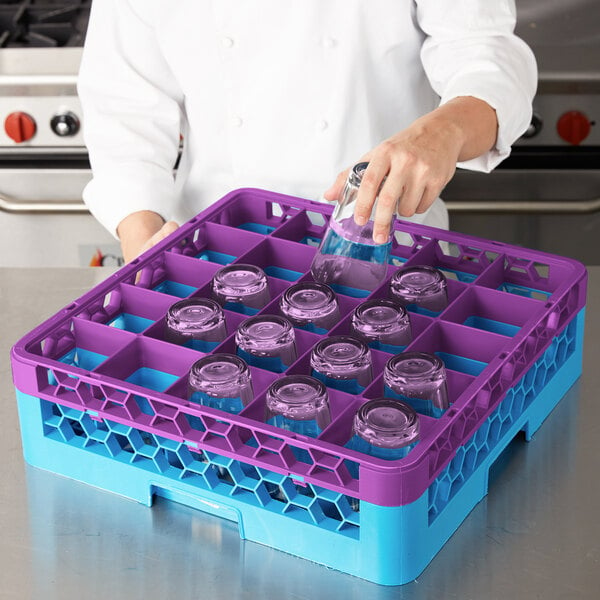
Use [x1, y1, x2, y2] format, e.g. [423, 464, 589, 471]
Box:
[427, 316, 577, 521]
[41, 401, 360, 537]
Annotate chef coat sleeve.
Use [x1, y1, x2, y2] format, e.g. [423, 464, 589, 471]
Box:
[77, 0, 183, 237]
[415, 0, 537, 172]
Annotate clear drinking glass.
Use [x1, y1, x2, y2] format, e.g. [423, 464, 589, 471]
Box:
[188, 353, 254, 415]
[310, 162, 391, 295]
[235, 315, 297, 373]
[384, 352, 449, 418]
[344, 397, 419, 506]
[350, 298, 412, 352]
[310, 335, 373, 394]
[279, 282, 340, 332]
[211, 263, 270, 314]
[266, 375, 331, 437]
[346, 397, 420, 477]
[165, 298, 227, 351]
[266, 375, 331, 463]
[389, 265, 448, 314]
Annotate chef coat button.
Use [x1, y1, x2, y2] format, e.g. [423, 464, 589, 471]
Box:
[231, 116, 243, 127]
[222, 36, 235, 48]
[318, 120, 329, 131]
[322, 37, 337, 48]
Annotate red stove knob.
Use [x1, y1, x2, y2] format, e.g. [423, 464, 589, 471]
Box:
[4, 111, 37, 143]
[557, 110, 591, 145]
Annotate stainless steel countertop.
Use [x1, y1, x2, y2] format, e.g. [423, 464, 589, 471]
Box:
[1, 267, 599, 600]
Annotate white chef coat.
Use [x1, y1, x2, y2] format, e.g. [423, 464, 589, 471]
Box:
[78, 0, 537, 238]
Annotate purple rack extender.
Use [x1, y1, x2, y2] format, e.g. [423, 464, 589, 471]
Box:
[11, 188, 587, 511]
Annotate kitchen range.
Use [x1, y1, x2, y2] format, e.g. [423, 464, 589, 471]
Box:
[440, 0, 600, 264]
[0, 0, 598, 266]
[0, 0, 117, 266]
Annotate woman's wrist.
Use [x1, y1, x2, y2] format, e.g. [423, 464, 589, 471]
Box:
[428, 96, 498, 162]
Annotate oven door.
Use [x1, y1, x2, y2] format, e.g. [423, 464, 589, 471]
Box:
[0, 155, 119, 267]
[444, 148, 600, 265]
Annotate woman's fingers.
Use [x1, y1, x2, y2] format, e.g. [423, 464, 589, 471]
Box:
[372, 169, 405, 243]
[139, 221, 179, 256]
[415, 185, 440, 214]
[354, 158, 390, 227]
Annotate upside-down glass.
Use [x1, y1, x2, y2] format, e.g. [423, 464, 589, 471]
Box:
[389, 265, 448, 313]
[266, 375, 331, 463]
[384, 352, 449, 418]
[165, 298, 227, 351]
[279, 282, 340, 332]
[350, 298, 412, 352]
[235, 315, 297, 373]
[188, 353, 254, 415]
[266, 375, 331, 437]
[211, 263, 270, 314]
[345, 397, 420, 481]
[310, 162, 392, 294]
[310, 335, 373, 394]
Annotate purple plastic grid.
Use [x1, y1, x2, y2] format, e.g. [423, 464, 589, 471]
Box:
[11, 188, 587, 507]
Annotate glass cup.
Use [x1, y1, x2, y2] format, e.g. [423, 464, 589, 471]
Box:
[266, 375, 331, 437]
[165, 297, 227, 351]
[211, 263, 270, 314]
[266, 375, 331, 463]
[188, 353, 254, 415]
[344, 398, 419, 507]
[389, 265, 448, 314]
[345, 397, 420, 479]
[235, 315, 297, 373]
[350, 298, 412, 352]
[310, 335, 373, 394]
[279, 282, 340, 332]
[384, 352, 449, 418]
[310, 162, 391, 295]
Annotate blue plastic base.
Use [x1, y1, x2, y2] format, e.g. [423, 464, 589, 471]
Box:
[15, 310, 585, 585]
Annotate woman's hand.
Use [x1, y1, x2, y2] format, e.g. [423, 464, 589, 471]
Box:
[324, 96, 498, 243]
[117, 210, 179, 263]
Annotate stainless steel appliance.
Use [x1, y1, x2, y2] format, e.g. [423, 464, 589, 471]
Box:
[0, 1, 117, 267]
[0, 0, 598, 266]
[445, 0, 600, 265]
